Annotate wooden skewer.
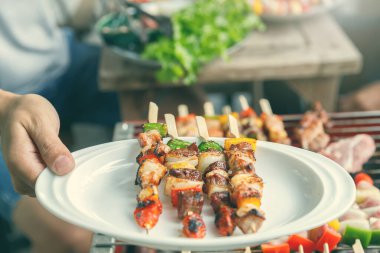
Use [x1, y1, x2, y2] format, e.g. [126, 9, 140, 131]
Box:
[164, 114, 179, 138]
[222, 105, 232, 115]
[352, 239, 365, 253]
[148, 102, 158, 123]
[298, 244, 304, 253]
[195, 116, 210, 141]
[178, 104, 189, 117]
[239, 95, 250, 111]
[204, 101, 215, 117]
[181, 251, 191, 253]
[244, 246, 251, 253]
[259, 98, 273, 116]
[323, 242, 329, 253]
[228, 114, 240, 138]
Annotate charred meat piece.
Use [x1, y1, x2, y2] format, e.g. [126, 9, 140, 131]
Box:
[177, 190, 204, 219]
[235, 208, 265, 234]
[203, 161, 228, 179]
[165, 146, 199, 168]
[137, 130, 162, 152]
[215, 205, 236, 236]
[210, 192, 232, 212]
[136, 159, 167, 188]
[169, 169, 202, 181]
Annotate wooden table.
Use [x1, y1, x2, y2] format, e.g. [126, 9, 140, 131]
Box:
[99, 14, 362, 118]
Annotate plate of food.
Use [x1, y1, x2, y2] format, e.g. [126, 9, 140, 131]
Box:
[36, 131, 355, 251]
[258, 0, 345, 22]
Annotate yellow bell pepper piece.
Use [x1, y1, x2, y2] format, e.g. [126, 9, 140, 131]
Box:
[328, 219, 340, 232]
[224, 138, 256, 151]
[237, 197, 261, 209]
[169, 162, 196, 170]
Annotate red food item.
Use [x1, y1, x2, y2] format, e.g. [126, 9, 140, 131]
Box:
[320, 134, 376, 173]
[240, 107, 256, 118]
[182, 213, 206, 238]
[354, 172, 374, 186]
[137, 153, 159, 165]
[177, 113, 196, 122]
[215, 205, 236, 236]
[261, 243, 290, 253]
[287, 234, 315, 253]
[312, 226, 341, 252]
[134, 197, 162, 229]
[170, 187, 202, 207]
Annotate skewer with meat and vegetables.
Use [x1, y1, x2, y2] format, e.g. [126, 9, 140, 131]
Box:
[224, 114, 266, 234]
[295, 102, 330, 152]
[134, 102, 170, 231]
[176, 104, 199, 137]
[204, 101, 224, 137]
[260, 99, 291, 145]
[238, 95, 267, 141]
[164, 114, 206, 238]
[195, 116, 236, 236]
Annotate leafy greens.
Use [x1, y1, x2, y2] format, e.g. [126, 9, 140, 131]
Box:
[142, 0, 265, 85]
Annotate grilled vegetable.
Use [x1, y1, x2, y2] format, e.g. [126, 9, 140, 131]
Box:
[134, 195, 162, 230]
[198, 140, 223, 152]
[224, 138, 256, 151]
[143, 123, 168, 137]
[167, 139, 191, 150]
[182, 212, 206, 239]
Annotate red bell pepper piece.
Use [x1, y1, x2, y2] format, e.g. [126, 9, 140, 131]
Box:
[287, 234, 315, 253]
[261, 243, 290, 253]
[354, 172, 373, 186]
[314, 226, 342, 252]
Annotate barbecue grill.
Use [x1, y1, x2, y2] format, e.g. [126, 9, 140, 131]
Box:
[91, 110, 380, 253]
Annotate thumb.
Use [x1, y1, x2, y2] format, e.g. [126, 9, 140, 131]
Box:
[30, 128, 75, 176]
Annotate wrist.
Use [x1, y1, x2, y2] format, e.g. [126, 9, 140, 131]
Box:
[0, 90, 19, 121]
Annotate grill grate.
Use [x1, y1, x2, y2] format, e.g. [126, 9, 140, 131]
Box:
[283, 110, 380, 187]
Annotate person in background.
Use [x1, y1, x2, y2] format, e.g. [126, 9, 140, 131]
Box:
[0, 0, 119, 252]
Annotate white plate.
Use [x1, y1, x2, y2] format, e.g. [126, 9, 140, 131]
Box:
[36, 138, 355, 251]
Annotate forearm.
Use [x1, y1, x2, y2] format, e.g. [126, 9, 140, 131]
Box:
[0, 90, 19, 122]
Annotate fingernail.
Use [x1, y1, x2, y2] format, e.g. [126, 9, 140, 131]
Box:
[53, 155, 74, 175]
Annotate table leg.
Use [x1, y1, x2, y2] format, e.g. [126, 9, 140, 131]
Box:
[287, 77, 341, 111]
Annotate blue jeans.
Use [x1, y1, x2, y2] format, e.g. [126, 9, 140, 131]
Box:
[0, 30, 120, 222]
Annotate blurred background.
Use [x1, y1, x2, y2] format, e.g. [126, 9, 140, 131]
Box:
[1, 0, 380, 252]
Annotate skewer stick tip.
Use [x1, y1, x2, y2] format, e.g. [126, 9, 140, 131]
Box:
[323, 243, 329, 253]
[239, 95, 250, 111]
[195, 116, 210, 141]
[178, 104, 189, 117]
[259, 99, 273, 116]
[244, 246, 251, 253]
[164, 113, 179, 138]
[204, 101, 215, 116]
[228, 114, 240, 138]
[352, 239, 365, 253]
[222, 105, 232, 115]
[145, 229, 149, 235]
[298, 244, 304, 253]
[148, 102, 159, 123]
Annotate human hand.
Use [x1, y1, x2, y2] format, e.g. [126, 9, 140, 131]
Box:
[0, 91, 75, 196]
